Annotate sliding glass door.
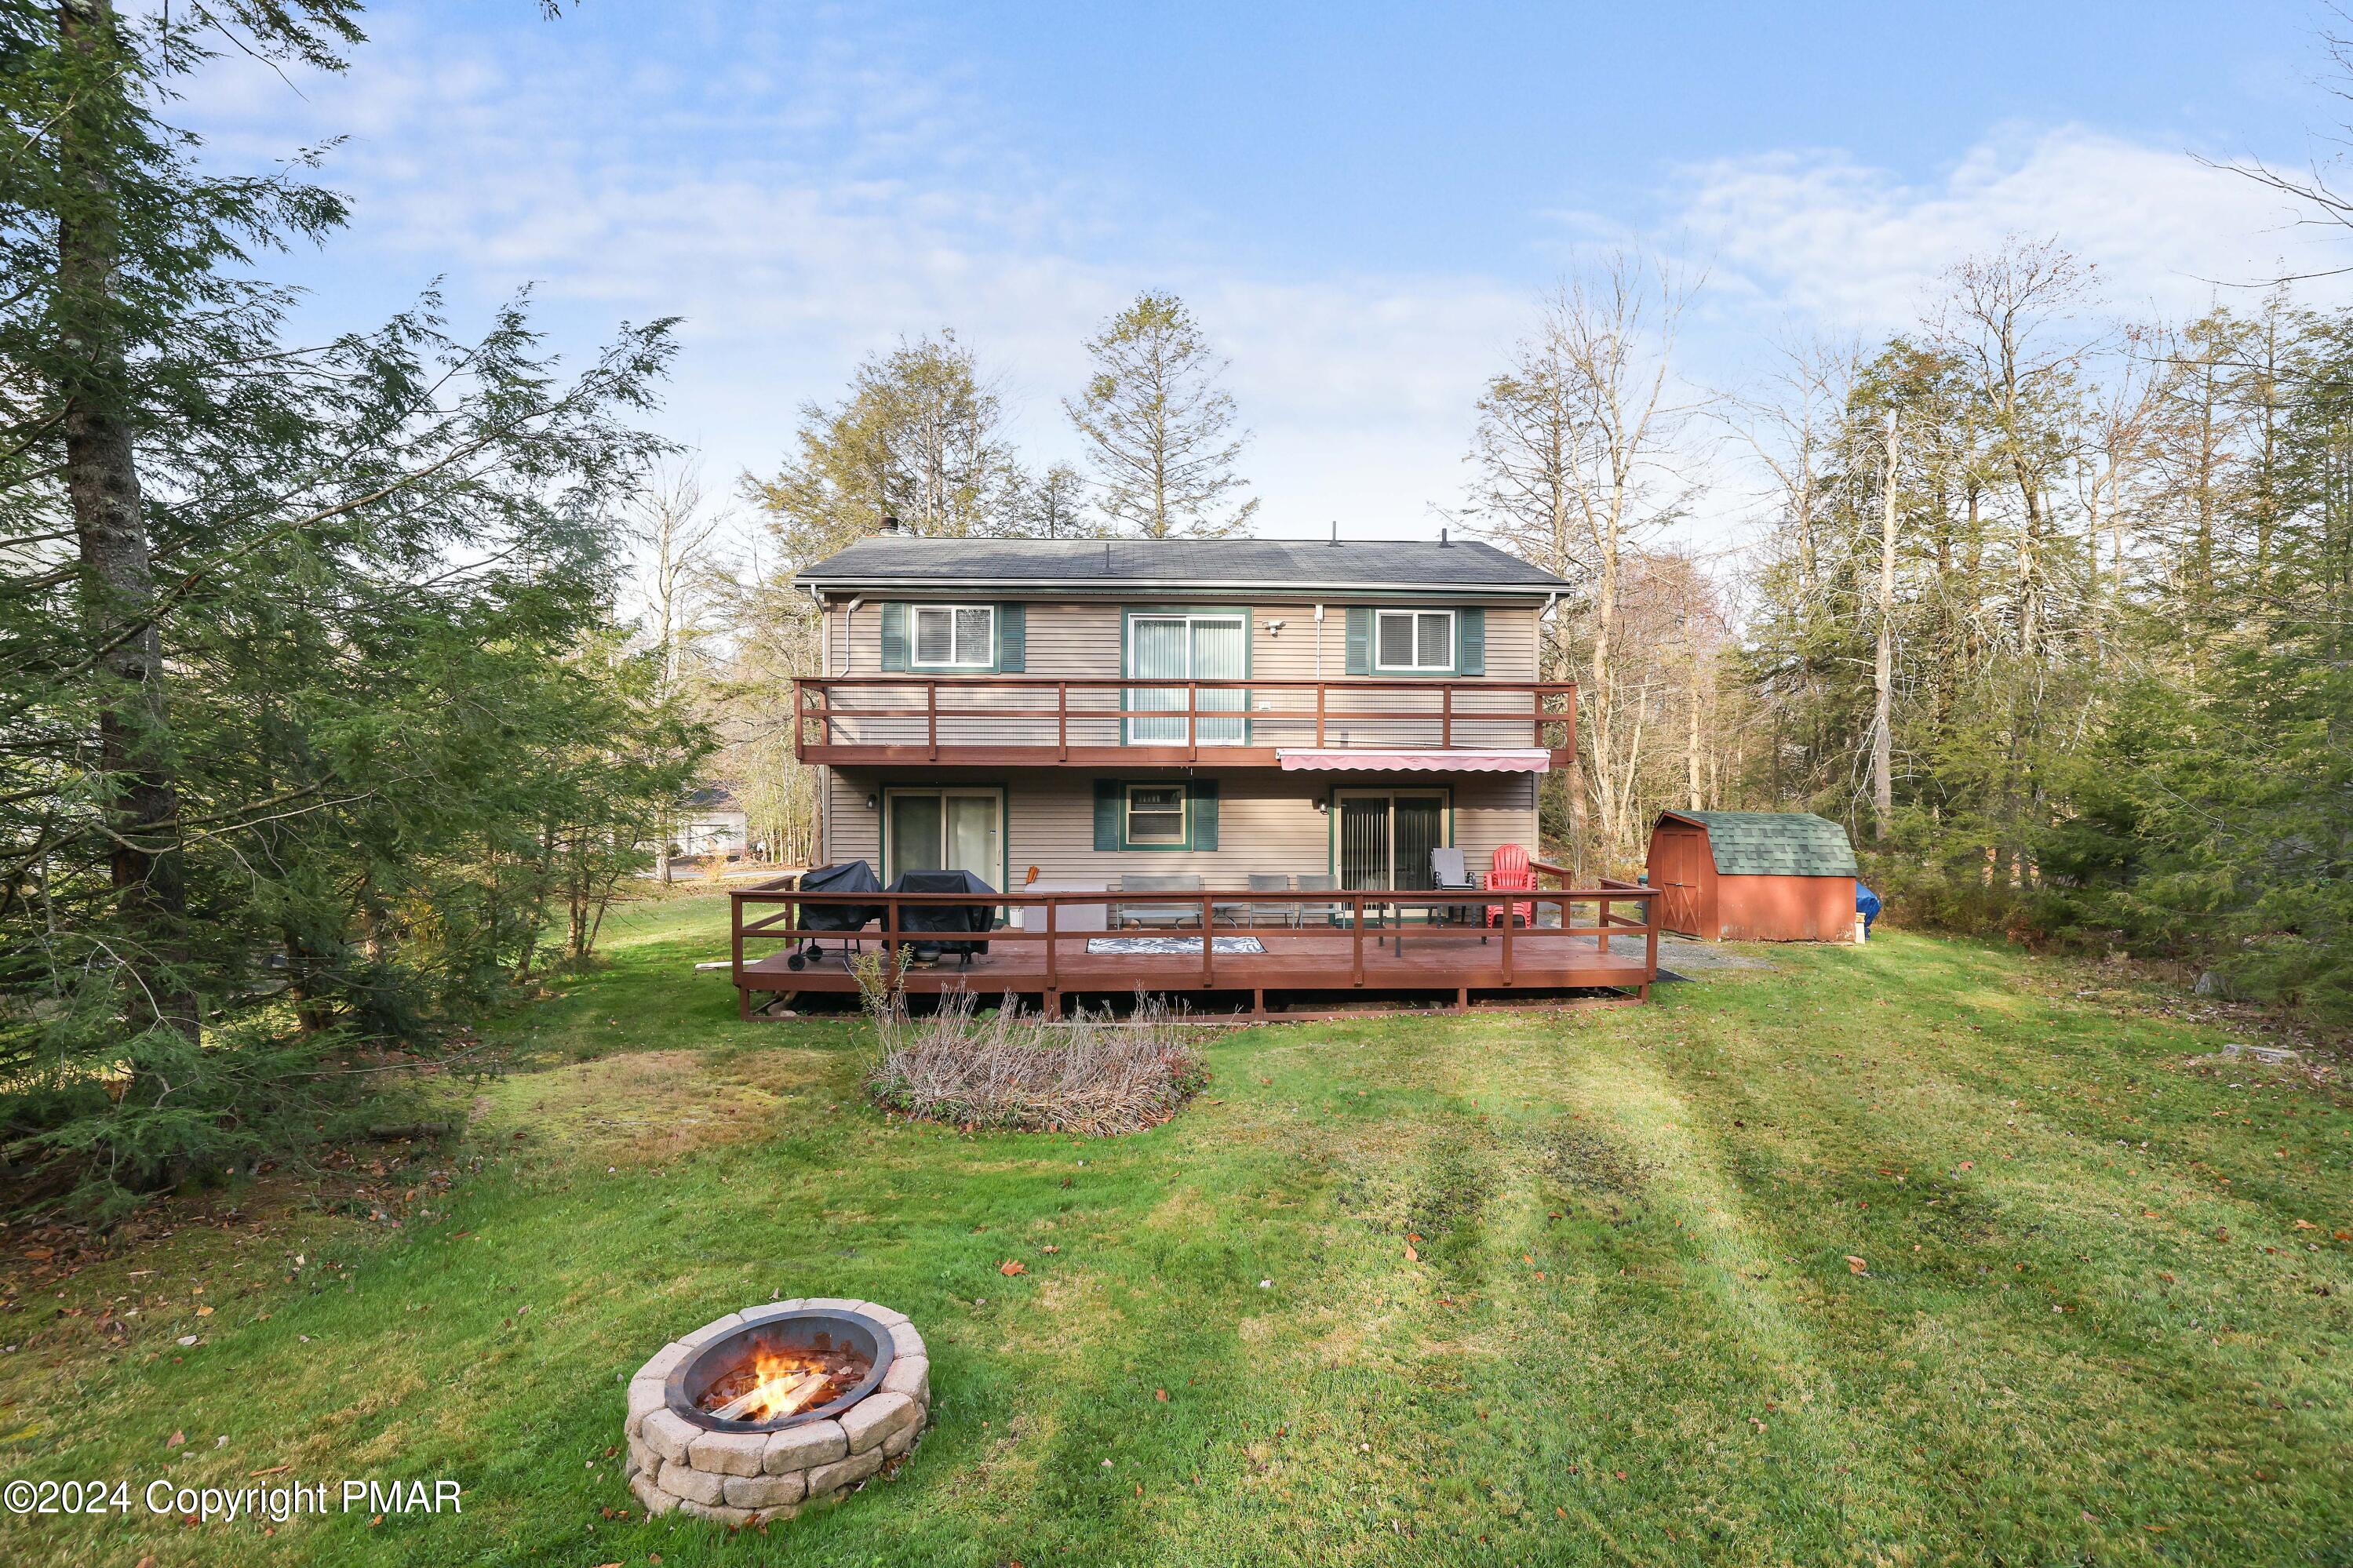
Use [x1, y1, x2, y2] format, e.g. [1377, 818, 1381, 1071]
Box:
[883, 788, 1003, 889]
[1336, 791, 1449, 893]
[1127, 613, 1246, 744]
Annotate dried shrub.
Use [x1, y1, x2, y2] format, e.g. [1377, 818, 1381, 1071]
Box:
[861, 984, 1210, 1136]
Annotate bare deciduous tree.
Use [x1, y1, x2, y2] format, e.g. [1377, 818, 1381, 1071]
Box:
[1470, 253, 1706, 872]
[632, 463, 727, 882]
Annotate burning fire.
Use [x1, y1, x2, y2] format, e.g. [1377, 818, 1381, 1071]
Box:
[695, 1327, 872, 1425]
[705, 1344, 842, 1424]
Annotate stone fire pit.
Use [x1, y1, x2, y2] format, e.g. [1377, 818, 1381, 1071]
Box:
[624, 1299, 929, 1524]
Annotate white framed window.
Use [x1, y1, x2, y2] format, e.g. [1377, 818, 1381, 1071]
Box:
[1124, 783, 1188, 846]
[912, 604, 996, 668]
[1375, 608, 1455, 671]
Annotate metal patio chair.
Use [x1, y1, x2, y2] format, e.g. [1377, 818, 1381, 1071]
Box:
[1246, 872, 1296, 929]
[1118, 872, 1203, 929]
[1430, 846, 1484, 937]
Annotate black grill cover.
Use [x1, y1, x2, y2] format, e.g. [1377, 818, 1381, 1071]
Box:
[795, 860, 882, 932]
[885, 868, 996, 954]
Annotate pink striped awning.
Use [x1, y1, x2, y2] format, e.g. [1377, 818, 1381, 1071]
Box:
[1276, 748, 1553, 774]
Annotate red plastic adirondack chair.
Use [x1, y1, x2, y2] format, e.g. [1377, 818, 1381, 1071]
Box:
[1484, 844, 1535, 928]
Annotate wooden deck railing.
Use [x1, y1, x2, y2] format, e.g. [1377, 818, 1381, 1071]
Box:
[1534, 859, 1660, 981]
[789, 675, 1577, 766]
[729, 875, 1656, 1002]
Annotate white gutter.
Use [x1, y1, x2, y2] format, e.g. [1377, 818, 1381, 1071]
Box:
[793, 577, 1563, 598]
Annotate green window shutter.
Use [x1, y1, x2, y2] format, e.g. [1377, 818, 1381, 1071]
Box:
[880, 602, 909, 672]
[1094, 780, 1121, 852]
[1455, 607, 1484, 675]
[1344, 607, 1371, 675]
[1185, 779, 1219, 851]
[996, 602, 1025, 672]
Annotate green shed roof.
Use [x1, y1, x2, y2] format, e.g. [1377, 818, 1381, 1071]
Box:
[1668, 811, 1859, 879]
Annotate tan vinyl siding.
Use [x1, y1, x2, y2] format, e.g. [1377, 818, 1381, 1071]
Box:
[821, 766, 1536, 891]
[818, 599, 1544, 750]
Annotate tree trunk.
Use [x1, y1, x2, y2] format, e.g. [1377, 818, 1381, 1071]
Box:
[1564, 748, 1590, 879]
[1685, 667, 1703, 812]
[59, 0, 197, 1042]
[1872, 412, 1898, 840]
[1589, 504, 1621, 866]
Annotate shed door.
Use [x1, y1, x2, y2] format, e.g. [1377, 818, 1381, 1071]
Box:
[1654, 825, 1704, 937]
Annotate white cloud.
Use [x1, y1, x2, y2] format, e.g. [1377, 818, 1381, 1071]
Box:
[1672, 125, 2340, 332]
[180, 13, 1528, 539]
[180, 24, 2353, 556]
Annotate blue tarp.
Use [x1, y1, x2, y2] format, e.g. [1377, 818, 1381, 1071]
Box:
[1856, 881, 1882, 931]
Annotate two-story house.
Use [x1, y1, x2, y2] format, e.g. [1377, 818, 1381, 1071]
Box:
[793, 531, 1572, 889]
[734, 529, 1658, 1017]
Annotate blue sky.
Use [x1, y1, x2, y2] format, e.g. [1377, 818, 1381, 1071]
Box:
[187, 1, 2345, 549]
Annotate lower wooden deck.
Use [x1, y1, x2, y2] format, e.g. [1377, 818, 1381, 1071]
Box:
[735, 927, 1654, 1018]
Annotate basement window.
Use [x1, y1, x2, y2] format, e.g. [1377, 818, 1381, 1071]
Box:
[1124, 784, 1189, 846]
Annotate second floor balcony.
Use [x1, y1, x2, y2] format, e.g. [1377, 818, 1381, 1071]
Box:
[792, 675, 1578, 769]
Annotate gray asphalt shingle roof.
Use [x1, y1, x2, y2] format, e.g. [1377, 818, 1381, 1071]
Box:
[794, 536, 1572, 595]
[1672, 811, 1859, 878]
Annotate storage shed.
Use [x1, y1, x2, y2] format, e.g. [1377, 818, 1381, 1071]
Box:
[1647, 810, 1860, 942]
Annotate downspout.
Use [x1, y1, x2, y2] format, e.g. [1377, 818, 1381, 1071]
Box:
[1313, 602, 1325, 683]
[841, 594, 865, 675]
[1540, 590, 1562, 871]
[830, 596, 865, 867]
[804, 584, 827, 866]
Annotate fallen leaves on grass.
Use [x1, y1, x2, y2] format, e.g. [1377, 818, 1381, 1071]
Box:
[999, 1260, 1027, 1277]
[1845, 1256, 1868, 1276]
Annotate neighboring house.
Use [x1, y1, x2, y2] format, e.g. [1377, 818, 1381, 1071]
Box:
[788, 530, 1575, 899]
[675, 785, 749, 859]
[1645, 810, 1860, 942]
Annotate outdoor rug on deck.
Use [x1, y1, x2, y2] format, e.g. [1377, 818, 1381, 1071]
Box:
[1086, 936, 1268, 956]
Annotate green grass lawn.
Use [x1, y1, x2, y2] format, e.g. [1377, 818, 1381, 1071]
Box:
[5, 896, 2349, 1566]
